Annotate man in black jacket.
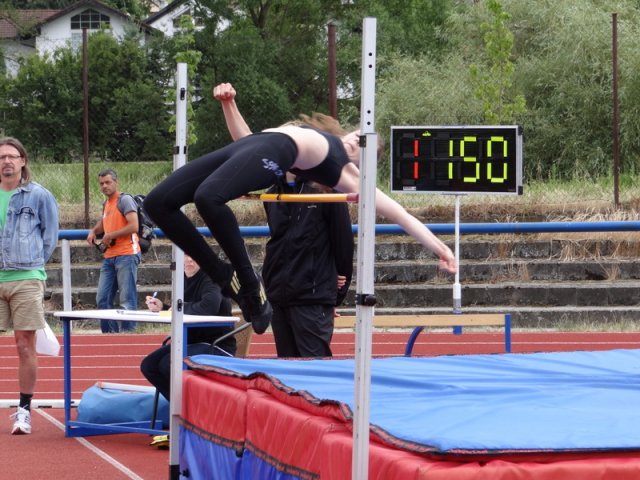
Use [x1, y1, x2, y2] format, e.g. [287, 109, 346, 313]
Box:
[263, 174, 354, 357]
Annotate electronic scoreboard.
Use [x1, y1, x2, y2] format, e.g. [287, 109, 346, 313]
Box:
[390, 125, 523, 195]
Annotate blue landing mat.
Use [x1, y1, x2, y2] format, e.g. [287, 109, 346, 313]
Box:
[188, 349, 640, 454]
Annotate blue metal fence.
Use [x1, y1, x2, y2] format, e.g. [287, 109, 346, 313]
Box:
[58, 221, 640, 241]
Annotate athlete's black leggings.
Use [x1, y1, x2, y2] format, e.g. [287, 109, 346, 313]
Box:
[144, 133, 297, 289]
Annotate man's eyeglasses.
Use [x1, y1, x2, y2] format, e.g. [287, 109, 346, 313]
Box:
[0, 154, 23, 161]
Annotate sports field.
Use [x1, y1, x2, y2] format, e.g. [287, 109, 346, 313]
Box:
[2, 330, 639, 479]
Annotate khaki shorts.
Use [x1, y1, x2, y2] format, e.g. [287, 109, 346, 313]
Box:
[0, 280, 46, 331]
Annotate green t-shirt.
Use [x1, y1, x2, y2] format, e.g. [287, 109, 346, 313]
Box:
[0, 188, 14, 229]
[0, 188, 46, 282]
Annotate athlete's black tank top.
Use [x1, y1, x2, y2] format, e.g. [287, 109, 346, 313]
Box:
[289, 125, 349, 188]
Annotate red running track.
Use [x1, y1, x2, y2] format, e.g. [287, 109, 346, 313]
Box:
[1, 330, 639, 479]
[2, 330, 640, 400]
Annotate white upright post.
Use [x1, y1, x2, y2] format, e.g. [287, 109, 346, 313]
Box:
[61, 240, 72, 311]
[169, 62, 187, 480]
[353, 17, 377, 480]
[453, 195, 462, 313]
[62, 239, 72, 329]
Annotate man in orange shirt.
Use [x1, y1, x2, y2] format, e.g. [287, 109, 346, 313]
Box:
[87, 169, 141, 333]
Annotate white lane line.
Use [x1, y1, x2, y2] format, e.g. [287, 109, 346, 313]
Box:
[35, 409, 144, 480]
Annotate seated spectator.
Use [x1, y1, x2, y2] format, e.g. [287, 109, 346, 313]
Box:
[141, 255, 236, 404]
[141, 255, 236, 448]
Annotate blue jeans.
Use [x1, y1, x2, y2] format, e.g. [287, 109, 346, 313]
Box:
[96, 253, 141, 333]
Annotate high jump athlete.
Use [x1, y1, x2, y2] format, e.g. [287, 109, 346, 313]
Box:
[143, 84, 457, 334]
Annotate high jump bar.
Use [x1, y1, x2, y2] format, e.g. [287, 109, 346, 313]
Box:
[241, 192, 359, 203]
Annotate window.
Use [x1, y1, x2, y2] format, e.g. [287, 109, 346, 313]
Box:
[70, 9, 110, 30]
[172, 12, 191, 29]
[70, 31, 82, 50]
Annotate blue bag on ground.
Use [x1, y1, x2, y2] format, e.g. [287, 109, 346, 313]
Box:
[77, 384, 169, 428]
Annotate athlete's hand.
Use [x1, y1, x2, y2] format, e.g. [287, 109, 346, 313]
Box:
[213, 83, 236, 102]
[438, 247, 457, 274]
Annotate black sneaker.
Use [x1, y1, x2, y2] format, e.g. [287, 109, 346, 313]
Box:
[220, 265, 240, 300]
[227, 270, 271, 335]
[223, 269, 241, 303]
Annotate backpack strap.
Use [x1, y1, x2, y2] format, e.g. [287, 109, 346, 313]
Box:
[116, 192, 135, 216]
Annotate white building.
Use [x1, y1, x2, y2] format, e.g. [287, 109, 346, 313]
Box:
[144, 0, 205, 38]
[0, 9, 56, 76]
[1, 0, 153, 76]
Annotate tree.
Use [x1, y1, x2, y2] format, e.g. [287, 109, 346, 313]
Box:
[2, 47, 83, 160]
[468, 0, 525, 124]
[1, 1, 150, 18]
[102, 0, 151, 20]
[504, 0, 640, 179]
[86, 30, 172, 161]
[413, 0, 640, 181]
[6, 0, 640, 185]
[2, 1, 74, 8]
[165, 15, 202, 146]
[190, 0, 342, 155]
[0, 47, 6, 77]
[1, 29, 172, 162]
[188, 0, 457, 156]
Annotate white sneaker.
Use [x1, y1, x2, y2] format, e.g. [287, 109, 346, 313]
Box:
[10, 406, 31, 435]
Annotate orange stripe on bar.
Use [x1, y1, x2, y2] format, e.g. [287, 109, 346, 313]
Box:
[241, 193, 359, 203]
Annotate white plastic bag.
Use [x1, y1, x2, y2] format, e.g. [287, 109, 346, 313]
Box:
[35, 321, 60, 356]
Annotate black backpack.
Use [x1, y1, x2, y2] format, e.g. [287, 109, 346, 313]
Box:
[117, 193, 156, 254]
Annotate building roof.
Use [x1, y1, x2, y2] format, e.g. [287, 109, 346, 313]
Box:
[144, 0, 188, 24]
[1, 0, 154, 40]
[41, 0, 129, 25]
[42, 0, 154, 31]
[0, 10, 58, 39]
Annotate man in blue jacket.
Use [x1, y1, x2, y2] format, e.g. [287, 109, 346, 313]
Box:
[0, 137, 59, 435]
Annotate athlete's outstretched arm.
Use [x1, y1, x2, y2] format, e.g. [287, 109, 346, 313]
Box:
[335, 163, 457, 273]
[213, 83, 252, 140]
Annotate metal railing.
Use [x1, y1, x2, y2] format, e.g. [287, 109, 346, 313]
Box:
[56, 220, 640, 312]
